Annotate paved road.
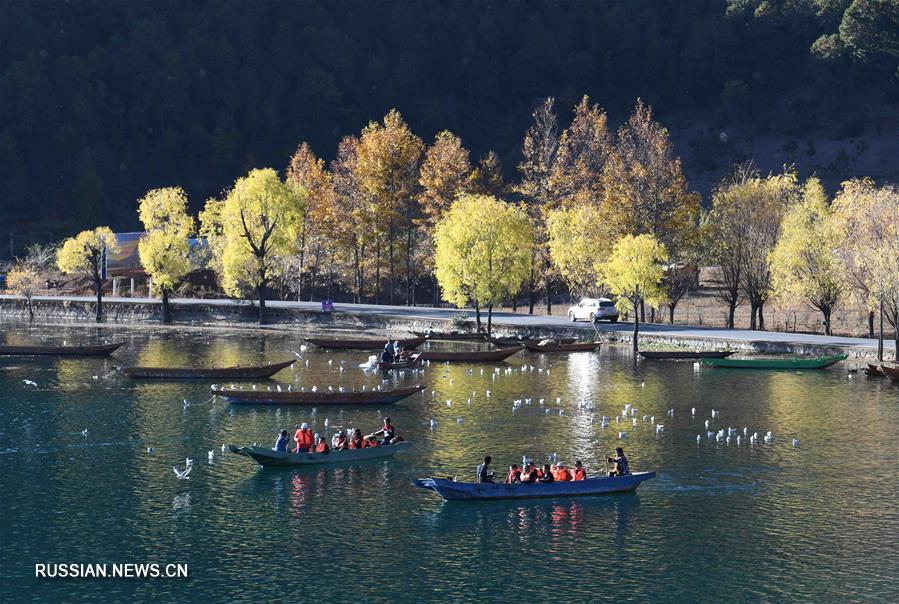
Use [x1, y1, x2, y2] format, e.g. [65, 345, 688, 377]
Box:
[2, 294, 888, 354]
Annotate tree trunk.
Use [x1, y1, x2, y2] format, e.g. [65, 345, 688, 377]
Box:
[758, 302, 765, 330]
[475, 302, 482, 332]
[528, 287, 535, 314]
[375, 242, 381, 304]
[487, 304, 493, 336]
[162, 288, 171, 324]
[749, 301, 758, 330]
[545, 277, 551, 315]
[512, 297, 517, 312]
[868, 310, 875, 339]
[27, 299, 34, 322]
[632, 297, 640, 354]
[668, 303, 676, 324]
[94, 277, 102, 323]
[258, 283, 267, 325]
[640, 299, 645, 323]
[821, 307, 832, 336]
[877, 299, 883, 362]
[727, 301, 736, 329]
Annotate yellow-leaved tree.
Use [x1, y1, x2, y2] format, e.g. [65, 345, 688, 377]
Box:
[435, 195, 534, 334]
[600, 234, 668, 353]
[199, 168, 304, 324]
[57, 227, 119, 322]
[546, 204, 614, 299]
[832, 178, 899, 358]
[6, 263, 43, 321]
[137, 187, 196, 323]
[768, 178, 844, 335]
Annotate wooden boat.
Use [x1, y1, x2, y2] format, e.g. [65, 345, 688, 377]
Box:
[522, 341, 600, 353]
[487, 336, 577, 347]
[413, 472, 656, 501]
[639, 350, 734, 360]
[702, 353, 848, 370]
[304, 336, 427, 351]
[413, 331, 485, 341]
[417, 347, 522, 363]
[123, 358, 296, 379]
[865, 364, 885, 377]
[883, 365, 899, 382]
[211, 383, 425, 405]
[229, 441, 411, 467]
[377, 357, 422, 370]
[0, 341, 124, 356]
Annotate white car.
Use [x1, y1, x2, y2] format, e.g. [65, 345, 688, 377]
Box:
[567, 297, 619, 323]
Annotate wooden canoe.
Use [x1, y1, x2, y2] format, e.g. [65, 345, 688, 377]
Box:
[639, 350, 734, 360]
[413, 472, 656, 501]
[413, 331, 486, 341]
[883, 365, 899, 382]
[865, 364, 885, 377]
[702, 354, 847, 370]
[229, 441, 411, 467]
[377, 357, 422, 370]
[123, 358, 296, 379]
[212, 383, 425, 405]
[304, 336, 427, 350]
[522, 341, 601, 353]
[0, 341, 124, 356]
[417, 347, 522, 363]
[487, 336, 577, 347]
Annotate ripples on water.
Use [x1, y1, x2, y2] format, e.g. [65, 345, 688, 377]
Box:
[1, 323, 897, 602]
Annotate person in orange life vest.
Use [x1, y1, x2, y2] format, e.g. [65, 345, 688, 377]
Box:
[520, 461, 538, 483]
[313, 433, 330, 453]
[554, 463, 572, 481]
[539, 464, 555, 483]
[506, 464, 522, 484]
[348, 428, 364, 449]
[334, 430, 349, 450]
[372, 417, 396, 445]
[294, 423, 314, 453]
[573, 460, 586, 481]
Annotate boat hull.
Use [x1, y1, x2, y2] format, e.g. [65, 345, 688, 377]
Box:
[305, 336, 426, 351]
[522, 342, 600, 353]
[865, 364, 885, 377]
[123, 358, 296, 379]
[415, 472, 655, 501]
[377, 358, 422, 370]
[701, 354, 847, 370]
[231, 441, 411, 467]
[212, 383, 426, 405]
[883, 365, 899, 382]
[639, 350, 734, 360]
[0, 342, 124, 356]
[417, 347, 522, 363]
[413, 332, 485, 341]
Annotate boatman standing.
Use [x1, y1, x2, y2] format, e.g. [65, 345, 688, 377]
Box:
[294, 423, 314, 453]
[476, 455, 494, 483]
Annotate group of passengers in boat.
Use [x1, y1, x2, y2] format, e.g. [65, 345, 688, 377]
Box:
[475, 448, 630, 484]
[379, 340, 414, 364]
[274, 417, 403, 454]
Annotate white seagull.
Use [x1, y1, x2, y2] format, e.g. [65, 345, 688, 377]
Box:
[173, 465, 192, 480]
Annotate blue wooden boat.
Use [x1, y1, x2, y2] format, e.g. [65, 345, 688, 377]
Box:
[230, 441, 411, 467]
[413, 472, 655, 501]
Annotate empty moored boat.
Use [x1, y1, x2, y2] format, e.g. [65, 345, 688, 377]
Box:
[229, 441, 411, 467]
[865, 364, 885, 377]
[701, 354, 847, 370]
[0, 342, 124, 356]
[413, 331, 486, 341]
[212, 383, 426, 405]
[639, 350, 734, 360]
[413, 472, 656, 501]
[304, 336, 427, 350]
[487, 336, 577, 347]
[417, 347, 522, 363]
[882, 365, 899, 382]
[123, 358, 296, 379]
[522, 341, 601, 353]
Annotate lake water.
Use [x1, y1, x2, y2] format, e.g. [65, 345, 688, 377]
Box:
[1, 322, 897, 603]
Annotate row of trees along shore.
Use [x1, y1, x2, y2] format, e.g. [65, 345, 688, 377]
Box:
[7, 97, 899, 357]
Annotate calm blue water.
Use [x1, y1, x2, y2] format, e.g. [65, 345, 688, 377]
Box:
[1, 322, 897, 603]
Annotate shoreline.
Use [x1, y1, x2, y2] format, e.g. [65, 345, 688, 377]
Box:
[0, 294, 894, 361]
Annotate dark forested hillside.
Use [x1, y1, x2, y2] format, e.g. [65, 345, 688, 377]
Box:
[1, 0, 896, 253]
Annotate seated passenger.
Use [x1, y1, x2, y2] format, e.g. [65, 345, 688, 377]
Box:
[506, 464, 522, 484]
[371, 417, 396, 445]
[538, 464, 555, 483]
[314, 433, 330, 454]
[607, 447, 630, 477]
[519, 462, 538, 483]
[348, 428, 364, 449]
[553, 463, 572, 481]
[573, 460, 586, 481]
[334, 430, 349, 450]
[275, 429, 290, 452]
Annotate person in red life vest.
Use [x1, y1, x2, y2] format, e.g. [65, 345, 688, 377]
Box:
[573, 460, 586, 481]
[370, 417, 396, 445]
[553, 463, 572, 481]
[313, 433, 330, 454]
[539, 464, 555, 483]
[334, 430, 349, 450]
[348, 428, 364, 449]
[294, 423, 314, 453]
[520, 461, 538, 483]
[506, 464, 522, 484]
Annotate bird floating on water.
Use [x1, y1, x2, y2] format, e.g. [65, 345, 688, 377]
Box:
[81, 428, 88, 437]
[430, 419, 438, 428]
[22, 379, 38, 388]
[618, 432, 627, 440]
[691, 407, 696, 416]
[173, 465, 192, 480]
[147, 447, 154, 454]
[792, 438, 800, 447]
